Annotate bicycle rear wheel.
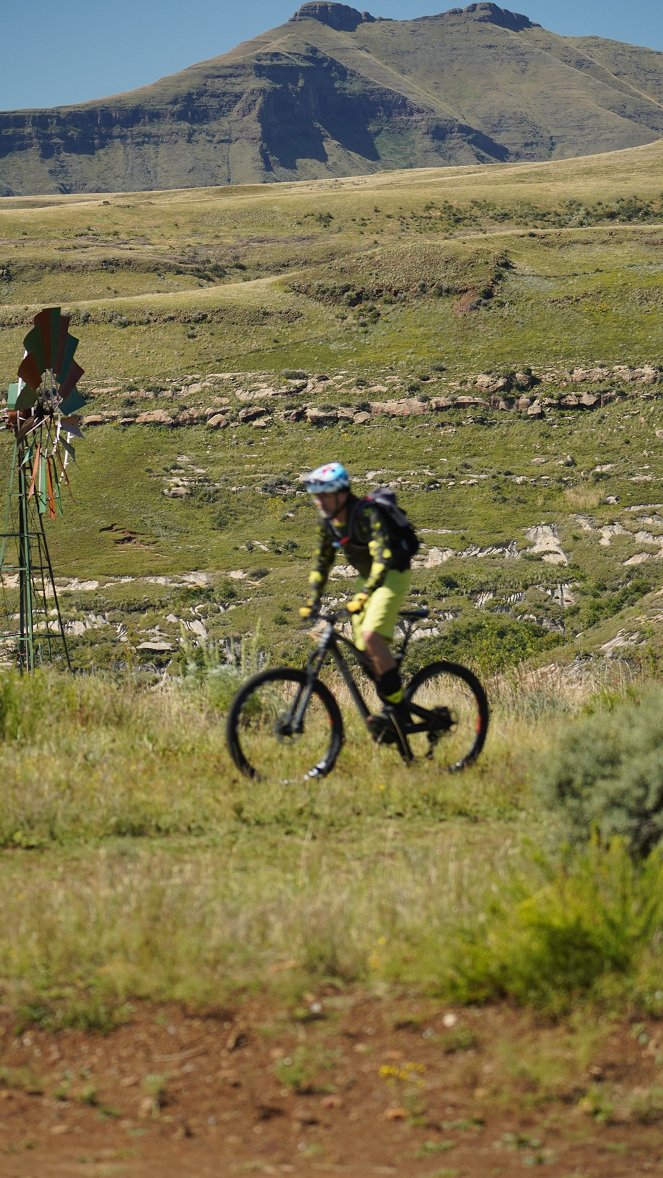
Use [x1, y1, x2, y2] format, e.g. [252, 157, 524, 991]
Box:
[226, 668, 344, 780]
[403, 660, 489, 771]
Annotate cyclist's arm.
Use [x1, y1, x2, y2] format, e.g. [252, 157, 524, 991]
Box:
[357, 504, 394, 595]
[306, 523, 335, 608]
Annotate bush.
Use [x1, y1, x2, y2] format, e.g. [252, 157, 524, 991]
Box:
[405, 614, 557, 676]
[536, 686, 663, 858]
[429, 840, 663, 1013]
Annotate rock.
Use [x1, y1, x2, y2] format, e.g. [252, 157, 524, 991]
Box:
[560, 394, 579, 408]
[637, 365, 660, 384]
[135, 410, 175, 426]
[306, 406, 338, 425]
[281, 408, 306, 422]
[290, 3, 374, 32]
[514, 396, 532, 411]
[118, 416, 136, 426]
[82, 413, 112, 426]
[251, 417, 270, 428]
[238, 406, 267, 423]
[455, 395, 488, 407]
[369, 399, 427, 417]
[527, 400, 544, 417]
[176, 409, 205, 425]
[513, 370, 535, 389]
[206, 414, 228, 429]
[137, 640, 173, 652]
[579, 392, 598, 408]
[353, 411, 371, 424]
[430, 396, 453, 410]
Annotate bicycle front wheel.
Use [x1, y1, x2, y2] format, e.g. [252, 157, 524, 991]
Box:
[226, 668, 344, 781]
[404, 660, 489, 771]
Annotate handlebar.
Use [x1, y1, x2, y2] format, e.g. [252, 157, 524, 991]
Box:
[304, 606, 429, 625]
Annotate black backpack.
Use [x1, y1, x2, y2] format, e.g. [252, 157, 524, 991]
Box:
[360, 486, 420, 563]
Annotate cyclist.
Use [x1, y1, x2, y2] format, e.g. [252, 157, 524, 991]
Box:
[299, 462, 412, 723]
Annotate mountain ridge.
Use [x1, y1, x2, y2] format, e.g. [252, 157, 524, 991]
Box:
[1, 3, 663, 195]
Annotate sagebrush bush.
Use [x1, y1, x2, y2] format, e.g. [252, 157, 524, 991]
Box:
[536, 685, 663, 857]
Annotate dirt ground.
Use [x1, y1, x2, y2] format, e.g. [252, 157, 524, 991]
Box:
[1, 992, 662, 1177]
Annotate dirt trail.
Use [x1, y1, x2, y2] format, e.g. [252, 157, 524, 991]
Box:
[1, 995, 662, 1176]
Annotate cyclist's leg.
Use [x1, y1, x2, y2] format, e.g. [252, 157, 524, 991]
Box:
[358, 571, 411, 705]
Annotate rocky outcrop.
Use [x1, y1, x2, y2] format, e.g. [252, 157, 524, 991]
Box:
[289, 3, 376, 30]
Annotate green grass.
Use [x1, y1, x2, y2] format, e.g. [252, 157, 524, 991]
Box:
[0, 666, 660, 1027]
[1, 141, 662, 381]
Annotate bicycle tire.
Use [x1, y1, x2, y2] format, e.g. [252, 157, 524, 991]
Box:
[226, 667, 344, 780]
[403, 660, 489, 771]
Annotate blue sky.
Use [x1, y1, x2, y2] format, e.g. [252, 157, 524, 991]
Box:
[1, 0, 661, 111]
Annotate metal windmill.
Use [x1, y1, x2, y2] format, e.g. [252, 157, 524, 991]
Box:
[0, 307, 86, 671]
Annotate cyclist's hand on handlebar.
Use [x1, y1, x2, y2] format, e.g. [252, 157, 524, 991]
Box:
[346, 592, 369, 615]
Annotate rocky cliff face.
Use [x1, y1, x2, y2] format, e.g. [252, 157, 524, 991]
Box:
[289, 2, 377, 31]
[0, 3, 661, 195]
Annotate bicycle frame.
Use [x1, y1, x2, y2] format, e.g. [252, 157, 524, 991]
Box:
[306, 620, 373, 721]
[300, 609, 426, 726]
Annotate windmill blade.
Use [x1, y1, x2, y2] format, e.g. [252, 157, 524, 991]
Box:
[60, 415, 84, 438]
[17, 353, 43, 393]
[33, 306, 61, 371]
[15, 383, 39, 411]
[7, 382, 19, 409]
[56, 332, 79, 386]
[53, 313, 71, 376]
[46, 457, 56, 520]
[59, 389, 86, 415]
[58, 362, 84, 402]
[37, 453, 49, 515]
[22, 324, 47, 373]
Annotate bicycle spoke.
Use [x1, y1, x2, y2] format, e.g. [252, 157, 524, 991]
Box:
[404, 661, 488, 771]
[227, 669, 343, 780]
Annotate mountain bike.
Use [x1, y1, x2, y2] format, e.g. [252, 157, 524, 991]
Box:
[226, 607, 489, 780]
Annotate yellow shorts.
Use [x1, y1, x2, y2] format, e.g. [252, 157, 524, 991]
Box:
[351, 569, 412, 651]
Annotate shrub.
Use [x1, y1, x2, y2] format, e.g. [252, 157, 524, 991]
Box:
[405, 614, 557, 676]
[536, 686, 663, 858]
[430, 840, 663, 1013]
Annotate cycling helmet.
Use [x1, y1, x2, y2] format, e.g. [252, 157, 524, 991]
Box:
[305, 462, 351, 494]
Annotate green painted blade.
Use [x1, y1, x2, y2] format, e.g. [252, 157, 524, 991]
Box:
[15, 383, 38, 410]
[21, 443, 34, 467]
[37, 454, 48, 514]
[56, 333, 79, 385]
[59, 389, 86, 415]
[23, 325, 46, 373]
[7, 382, 19, 409]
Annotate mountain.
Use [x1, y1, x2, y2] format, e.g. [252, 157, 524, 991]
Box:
[1, 2, 663, 195]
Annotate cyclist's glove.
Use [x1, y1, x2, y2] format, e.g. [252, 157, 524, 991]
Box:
[346, 592, 369, 615]
[299, 603, 319, 620]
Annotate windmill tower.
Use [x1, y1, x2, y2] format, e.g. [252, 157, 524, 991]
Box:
[0, 307, 86, 671]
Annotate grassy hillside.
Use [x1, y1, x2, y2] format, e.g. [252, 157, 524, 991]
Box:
[0, 141, 661, 675]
